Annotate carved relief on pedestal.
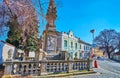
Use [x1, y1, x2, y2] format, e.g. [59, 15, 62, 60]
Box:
[8, 49, 12, 59]
[47, 36, 56, 51]
[6, 49, 13, 61]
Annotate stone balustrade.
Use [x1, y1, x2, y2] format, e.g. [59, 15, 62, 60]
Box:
[3, 59, 91, 76]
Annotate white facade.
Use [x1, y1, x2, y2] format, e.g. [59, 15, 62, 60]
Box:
[0, 40, 16, 62]
[58, 31, 92, 60]
[78, 40, 92, 59]
[78, 42, 85, 59]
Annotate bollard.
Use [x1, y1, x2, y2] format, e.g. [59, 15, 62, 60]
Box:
[94, 60, 98, 68]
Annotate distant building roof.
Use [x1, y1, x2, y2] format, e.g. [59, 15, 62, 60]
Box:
[78, 39, 91, 46]
[78, 39, 86, 44]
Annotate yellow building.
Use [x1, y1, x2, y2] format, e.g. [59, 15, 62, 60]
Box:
[92, 47, 104, 57]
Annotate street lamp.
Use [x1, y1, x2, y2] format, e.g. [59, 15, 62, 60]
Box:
[90, 29, 98, 68]
[90, 29, 95, 42]
[90, 29, 95, 58]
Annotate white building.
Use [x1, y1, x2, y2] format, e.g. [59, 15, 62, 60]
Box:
[57, 31, 92, 60]
[78, 39, 92, 59]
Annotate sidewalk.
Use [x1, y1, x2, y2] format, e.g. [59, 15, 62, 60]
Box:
[2, 70, 96, 78]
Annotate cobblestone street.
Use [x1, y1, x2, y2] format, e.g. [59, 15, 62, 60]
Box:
[68, 60, 120, 78]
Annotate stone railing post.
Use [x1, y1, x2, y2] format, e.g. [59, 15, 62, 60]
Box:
[87, 58, 90, 71]
[40, 61, 47, 75]
[4, 61, 12, 75]
[67, 56, 73, 73]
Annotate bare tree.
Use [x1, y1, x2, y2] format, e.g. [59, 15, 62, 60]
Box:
[0, 0, 62, 58]
[94, 29, 119, 59]
[0, 0, 62, 35]
[117, 33, 120, 53]
[0, 0, 40, 60]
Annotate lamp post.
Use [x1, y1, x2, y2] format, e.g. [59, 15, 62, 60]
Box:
[90, 29, 99, 68]
[90, 29, 95, 58]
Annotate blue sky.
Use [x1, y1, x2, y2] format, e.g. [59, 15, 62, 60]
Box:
[55, 0, 120, 43]
[1, 0, 120, 44]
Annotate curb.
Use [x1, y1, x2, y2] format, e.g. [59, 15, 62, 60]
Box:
[37, 71, 96, 78]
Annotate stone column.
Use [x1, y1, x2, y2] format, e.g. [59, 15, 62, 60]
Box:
[4, 50, 13, 75]
[40, 61, 47, 75]
[67, 55, 73, 73]
[87, 58, 90, 71]
[4, 64, 12, 75]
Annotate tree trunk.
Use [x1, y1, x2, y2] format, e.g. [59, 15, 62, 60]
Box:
[108, 52, 110, 59]
[106, 47, 111, 59]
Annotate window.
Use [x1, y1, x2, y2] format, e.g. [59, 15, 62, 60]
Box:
[64, 40, 67, 49]
[86, 46, 88, 50]
[79, 53, 82, 57]
[71, 42, 73, 48]
[86, 46, 87, 50]
[75, 43, 77, 49]
[84, 46, 85, 50]
[80, 44, 81, 49]
[87, 46, 89, 50]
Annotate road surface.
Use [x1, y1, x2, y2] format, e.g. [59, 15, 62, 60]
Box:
[68, 59, 120, 78]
